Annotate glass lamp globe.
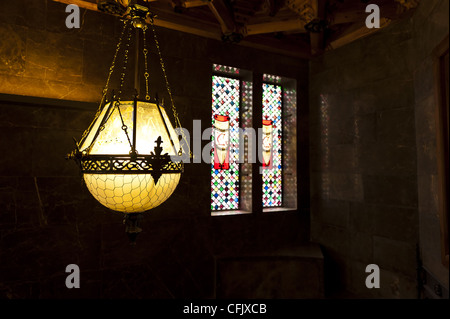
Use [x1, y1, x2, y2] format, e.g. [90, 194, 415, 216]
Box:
[79, 100, 181, 213]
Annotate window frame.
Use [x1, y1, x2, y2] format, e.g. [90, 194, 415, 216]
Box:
[210, 65, 298, 216]
[211, 66, 253, 215]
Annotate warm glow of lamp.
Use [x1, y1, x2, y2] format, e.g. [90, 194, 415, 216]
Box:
[80, 101, 181, 213]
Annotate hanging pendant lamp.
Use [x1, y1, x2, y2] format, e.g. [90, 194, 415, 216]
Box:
[67, 2, 188, 242]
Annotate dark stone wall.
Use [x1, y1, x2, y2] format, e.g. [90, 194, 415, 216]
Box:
[310, 0, 449, 298]
[0, 1, 310, 298]
[412, 0, 449, 288]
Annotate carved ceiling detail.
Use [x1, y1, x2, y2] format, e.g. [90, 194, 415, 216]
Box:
[52, 0, 421, 58]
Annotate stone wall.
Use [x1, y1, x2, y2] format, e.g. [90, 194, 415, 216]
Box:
[310, 0, 449, 298]
[412, 0, 449, 289]
[0, 0, 118, 102]
[0, 0, 310, 298]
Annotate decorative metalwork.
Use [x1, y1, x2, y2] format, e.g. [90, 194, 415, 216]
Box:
[305, 19, 327, 33]
[221, 32, 244, 43]
[67, 2, 185, 241]
[286, 0, 315, 24]
[123, 213, 143, 244]
[97, 0, 127, 16]
[80, 155, 183, 175]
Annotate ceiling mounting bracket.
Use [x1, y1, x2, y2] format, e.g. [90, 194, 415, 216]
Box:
[305, 18, 327, 33]
[97, 0, 157, 22]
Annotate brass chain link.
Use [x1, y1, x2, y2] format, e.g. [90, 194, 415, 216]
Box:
[142, 28, 151, 101]
[114, 21, 134, 148]
[118, 22, 134, 100]
[149, 18, 192, 157]
[78, 19, 129, 147]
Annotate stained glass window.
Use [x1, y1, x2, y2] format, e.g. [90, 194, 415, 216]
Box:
[263, 74, 281, 84]
[211, 75, 240, 211]
[283, 87, 297, 208]
[262, 83, 283, 207]
[213, 63, 240, 75]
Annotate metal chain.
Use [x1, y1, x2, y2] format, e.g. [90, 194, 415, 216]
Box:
[149, 18, 192, 157]
[78, 19, 129, 148]
[118, 22, 134, 100]
[116, 101, 133, 149]
[112, 21, 134, 149]
[80, 16, 192, 158]
[102, 19, 129, 105]
[142, 28, 151, 101]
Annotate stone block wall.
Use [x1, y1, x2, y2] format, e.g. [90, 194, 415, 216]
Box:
[310, 0, 449, 298]
[412, 0, 449, 290]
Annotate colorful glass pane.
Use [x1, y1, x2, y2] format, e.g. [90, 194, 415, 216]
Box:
[283, 88, 297, 208]
[213, 63, 240, 75]
[263, 73, 281, 84]
[211, 75, 240, 211]
[262, 83, 282, 207]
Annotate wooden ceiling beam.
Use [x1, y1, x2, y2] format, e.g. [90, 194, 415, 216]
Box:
[309, 0, 326, 56]
[146, 3, 223, 38]
[245, 19, 307, 36]
[234, 0, 265, 12]
[207, 0, 236, 34]
[242, 34, 311, 59]
[182, 0, 210, 8]
[267, 0, 286, 17]
[151, 15, 222, 40]
[328, 18, 391, 50]
[329, 8, 366, 25]
[52, 0, 98, 11]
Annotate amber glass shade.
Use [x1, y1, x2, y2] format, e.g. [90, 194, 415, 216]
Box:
[80, 101, 181, 213]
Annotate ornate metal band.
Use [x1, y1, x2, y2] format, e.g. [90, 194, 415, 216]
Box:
[80, 154, 183, 175]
